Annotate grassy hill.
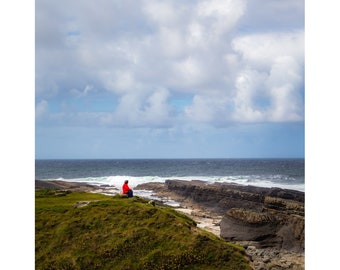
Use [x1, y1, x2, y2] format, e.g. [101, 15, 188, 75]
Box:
[35, 190, 252, 270]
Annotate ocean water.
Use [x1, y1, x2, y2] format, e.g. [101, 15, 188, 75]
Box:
[35, 159, 305, 192]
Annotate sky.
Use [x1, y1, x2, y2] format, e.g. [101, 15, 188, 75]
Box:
[35, 0, 305, 159]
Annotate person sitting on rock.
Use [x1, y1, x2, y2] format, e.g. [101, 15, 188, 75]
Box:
[122, 180, 133, 197]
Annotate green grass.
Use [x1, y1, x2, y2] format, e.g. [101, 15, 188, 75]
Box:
[35, 190, 251, 270]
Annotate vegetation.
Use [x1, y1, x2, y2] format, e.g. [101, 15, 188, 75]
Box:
[36, 190, 251, 270]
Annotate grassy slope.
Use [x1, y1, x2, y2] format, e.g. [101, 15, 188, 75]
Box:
[35, 190, 251, 270]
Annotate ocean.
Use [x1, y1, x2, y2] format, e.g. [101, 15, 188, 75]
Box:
[35, 158, 305, 193]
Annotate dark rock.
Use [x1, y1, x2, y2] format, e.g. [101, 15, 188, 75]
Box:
[220, 209, 280, 246]
[220, 208, 304, 251]
[35, 180, 63, 190]
[164, 180, 304, 252]
[35, 180, 98, 191]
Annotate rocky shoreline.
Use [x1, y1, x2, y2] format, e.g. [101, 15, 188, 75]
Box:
[35, 179, 305, 270]
[135, 180, 305, 270]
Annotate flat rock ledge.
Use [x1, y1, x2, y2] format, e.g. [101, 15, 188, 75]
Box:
[136, 180, 305, 270]
[35, 180, 119, 195]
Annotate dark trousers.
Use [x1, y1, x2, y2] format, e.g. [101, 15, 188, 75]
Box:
[127, 190, 133, 198]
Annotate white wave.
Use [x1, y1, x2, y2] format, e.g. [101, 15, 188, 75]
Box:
[55, 174, 304, 192]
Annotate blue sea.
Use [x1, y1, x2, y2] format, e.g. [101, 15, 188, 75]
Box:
[35, 159, 305, 192]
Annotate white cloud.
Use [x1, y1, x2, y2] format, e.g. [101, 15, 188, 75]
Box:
[172, 57, 207, 88]
[182, 30, 304, 125]
[240, 0, 304, 31]
[266, 56, 304, 121]
[99, 88, 173, 128]
[232, 70, 267, 122]
[110, 71, 140, 93]
[142, 0, 182, 26]
[35, 100, 49, 121]
[158, 27, 185, 58]
[196, 0, 246, 37]
[35, 0, 304, 129]
[184, 94, 230, 124]
[70, 84, 94, 97]
[231, 31, 304, 69]
[230, 31, 304, 122]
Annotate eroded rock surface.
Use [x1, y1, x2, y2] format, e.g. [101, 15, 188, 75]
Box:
[137, 180, 305, 269]
[162, 180, 304, 252]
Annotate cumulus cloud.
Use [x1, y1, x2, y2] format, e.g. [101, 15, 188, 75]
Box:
[184, 94, 230, 125]
[230, 31, 304, 122]
[232, 69, 268, 122]
[196, 0, 246, 37]
[35, 100, 49, 121]
[103, 88, 173, 128]
[231, 31, 304, 69]
[70, 84, 95, 98]
[36, 0, 304, 129]
[182, 30, 304, 125]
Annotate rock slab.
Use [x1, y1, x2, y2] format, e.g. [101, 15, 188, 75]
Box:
[164, 180, 304, 252]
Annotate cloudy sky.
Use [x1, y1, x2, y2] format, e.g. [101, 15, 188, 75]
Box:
[35, 0, 305, 159]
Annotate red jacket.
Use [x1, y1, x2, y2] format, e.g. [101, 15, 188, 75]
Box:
[122, 183, 131, 194]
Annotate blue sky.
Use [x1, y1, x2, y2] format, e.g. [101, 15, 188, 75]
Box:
[35, 0, 305, 159]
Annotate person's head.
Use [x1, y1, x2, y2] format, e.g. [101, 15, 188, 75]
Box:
[124, 180, 129, 184]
